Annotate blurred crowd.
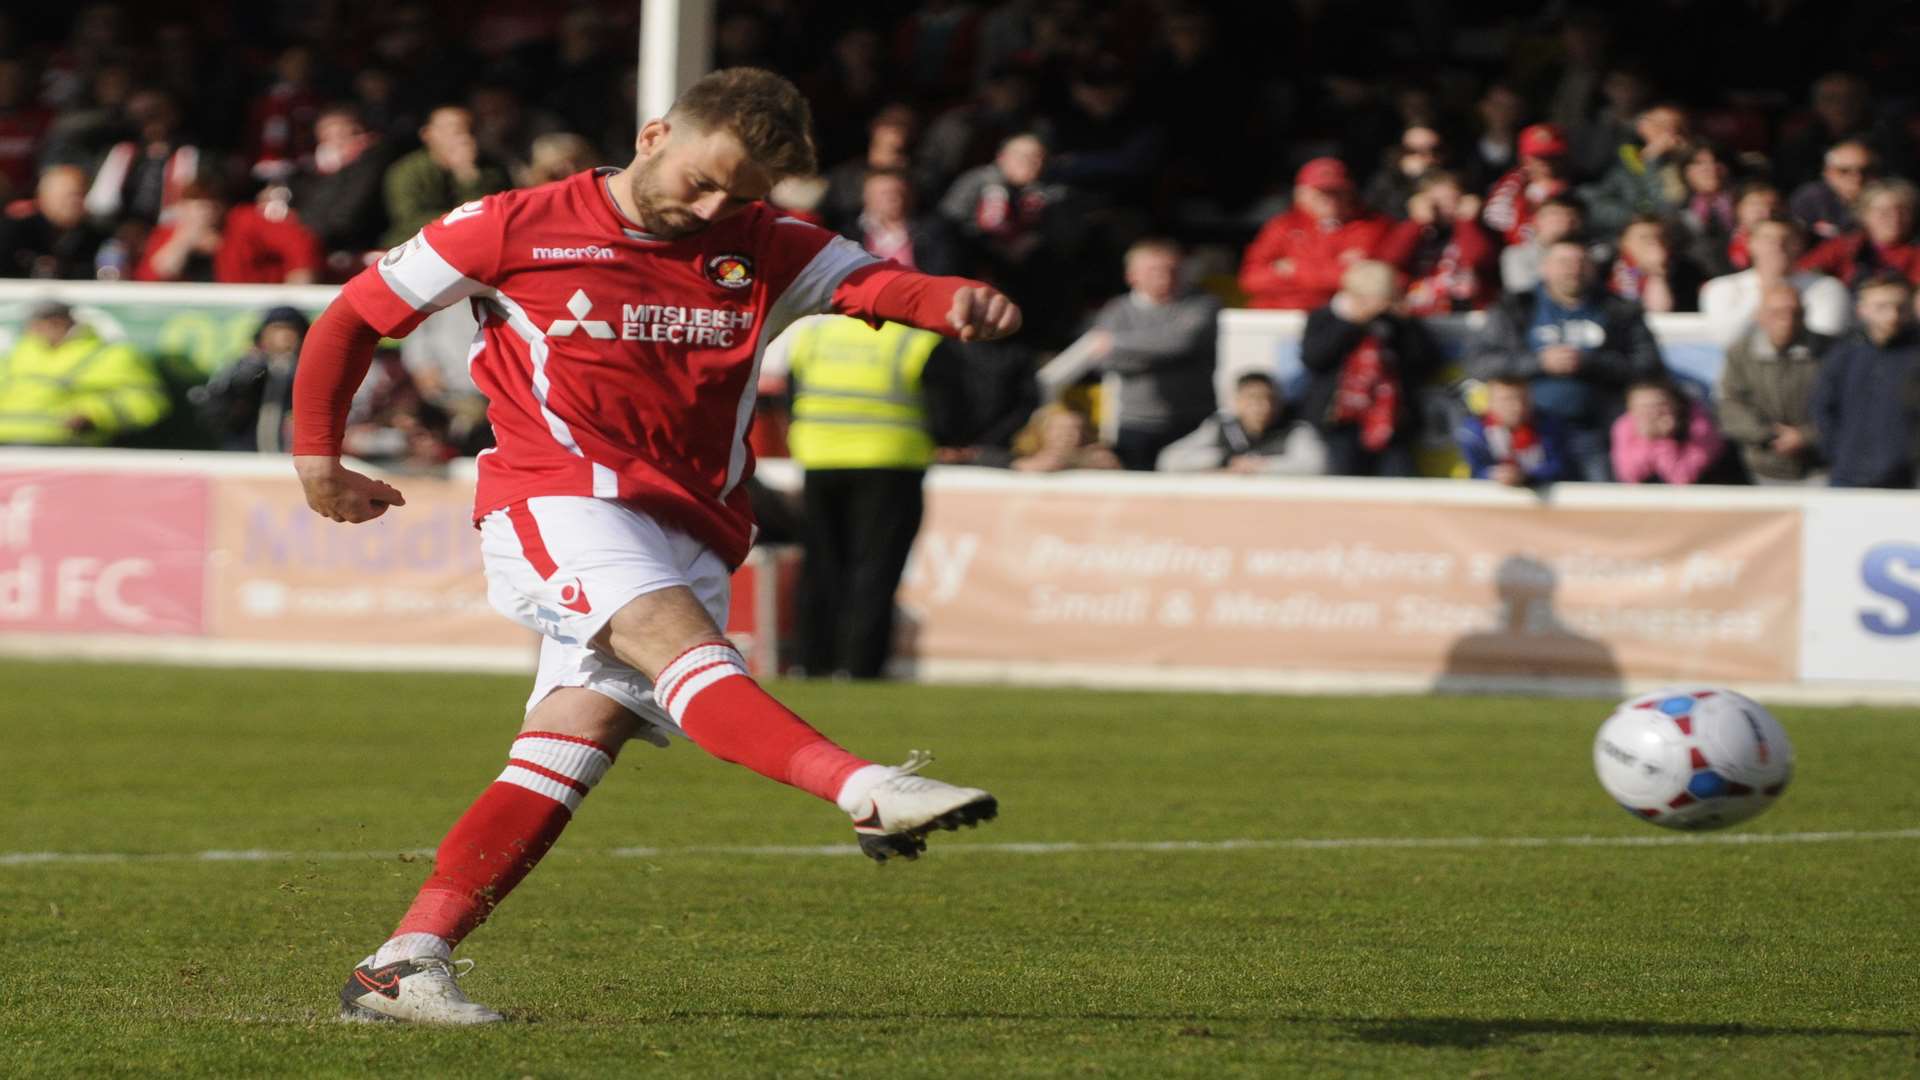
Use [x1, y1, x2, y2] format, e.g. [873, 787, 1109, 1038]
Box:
[2, 2, 1919, 488]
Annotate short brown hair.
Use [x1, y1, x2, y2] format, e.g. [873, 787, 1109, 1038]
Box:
[668, 67, 817, 178]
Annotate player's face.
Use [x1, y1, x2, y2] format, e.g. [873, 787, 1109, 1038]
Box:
[630, 120, 774, 240]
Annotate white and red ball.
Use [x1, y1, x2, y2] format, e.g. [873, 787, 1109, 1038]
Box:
[1593, 687, 1794, 830]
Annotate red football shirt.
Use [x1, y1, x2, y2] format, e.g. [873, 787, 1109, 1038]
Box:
[341, 168, 882, 566]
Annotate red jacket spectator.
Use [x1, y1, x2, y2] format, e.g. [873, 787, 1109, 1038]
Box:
[1481, 124, 1571, 246]
[1240, 158, 1391, 310]
[135, 193, 323, 284]
[1376, 171, 1495, 314]
[1797, 178, 1920, 287]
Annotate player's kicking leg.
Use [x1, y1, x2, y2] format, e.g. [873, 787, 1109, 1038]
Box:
[604, 584, 999, 862]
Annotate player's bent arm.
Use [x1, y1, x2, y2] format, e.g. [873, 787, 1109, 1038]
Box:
[290, 297, 408, 524]
[831, 264, 1022, 342]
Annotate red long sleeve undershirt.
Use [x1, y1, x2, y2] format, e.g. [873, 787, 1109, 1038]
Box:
[290, 265, 981, 458]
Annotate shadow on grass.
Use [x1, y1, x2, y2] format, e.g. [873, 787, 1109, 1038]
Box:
[1337, 1016, 1917, 1048]
[661, 1011, 1915, 1045]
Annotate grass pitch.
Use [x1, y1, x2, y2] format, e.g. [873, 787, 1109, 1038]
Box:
[1, 659, 1916, 1078]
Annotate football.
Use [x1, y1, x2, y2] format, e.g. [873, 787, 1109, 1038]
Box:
[1593, 687, 1795, 830]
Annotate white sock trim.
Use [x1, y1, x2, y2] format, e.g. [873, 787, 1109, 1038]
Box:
[375, 932, 451, 966]
[835, 764, 895, 815]
[498, 733, 613, 813]
[652, 642, 748, 725]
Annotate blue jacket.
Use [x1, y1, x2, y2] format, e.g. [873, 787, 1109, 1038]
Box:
[1455, 412, 1570, 484]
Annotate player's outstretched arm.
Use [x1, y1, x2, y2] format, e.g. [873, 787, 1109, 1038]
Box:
[290, 297, 407, 523]
[832, 265, 1022, 341]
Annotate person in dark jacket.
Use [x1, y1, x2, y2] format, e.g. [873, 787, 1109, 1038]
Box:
[1299, 259, 1442, 477]
[289, 104, 392, 273]
[1813, 271, 1920, 488]
[1466, 237, 1665, 481]
[194, 306, 310, 451]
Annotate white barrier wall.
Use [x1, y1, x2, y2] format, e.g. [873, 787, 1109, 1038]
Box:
[2, 449, 1916, 704]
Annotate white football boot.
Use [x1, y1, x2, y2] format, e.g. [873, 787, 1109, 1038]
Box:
[338, 955, 505, 1024]
[849, 751, 998, 862]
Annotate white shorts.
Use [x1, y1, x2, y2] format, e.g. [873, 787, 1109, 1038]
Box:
[479, 496, 732, 728]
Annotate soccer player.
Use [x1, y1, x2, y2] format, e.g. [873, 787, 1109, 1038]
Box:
[295, 69, 1018, 1024]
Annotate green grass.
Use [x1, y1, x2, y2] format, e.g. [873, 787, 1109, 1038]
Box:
[0, 659, 1916, 1078]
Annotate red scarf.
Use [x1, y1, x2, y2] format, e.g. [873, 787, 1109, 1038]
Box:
[1480, 414, 1545, 472]
[1331, 333, 1398, 451]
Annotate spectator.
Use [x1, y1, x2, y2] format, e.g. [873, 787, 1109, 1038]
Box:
[1045, 55, 1162, 200]
[343, 347, 458, 470]
[821, 105, 916, 233]
[1799, 179, 1920, 288]
[135, 183, 323, 284]
[1676, 142, 1737, 278]
[1499, 193, 1585, 296]
[1581, 103, 1691, 236]
[1775, 74, 1909, 194]
[1364, 124, 1446, 219]
[1607, 214, 1700, 313]
[938, 131, 1071, 338]
[938, 132, 1062, 262]
[1455, 375, 1569, 486]
[1009, 404, 1121, 472]
[929, 337, 1041, 468]
[1700, 217, 1852, 347]
[246, 45, 324, 180]
[380, 105, 511, 247]
[1157, 371, 1327, 475]
[1483, 124, 1573, 247]
[846, 168, 959, 276]
[1726, 181, 1783, 270]
[1717, 284, 1831, 485]
[1464, 82, 1525, 190]
[0, 299, 168, 445]
[1569, 65, 1654, 182]
[523, 133, 598, 186]
[1468, 237, 1665, 481]
[194, 306, 310, 452]
[1813, 272, 1920, 488]
[83, 88, 202, 225]
[1789, 139, 1872, 242]
[1299, 260, 1442, 477]
[917, 64, 1044, 199]
[289, 104, 392, 272]
[1082, 238, 1219, 470]
[0, 59, 54, 201]
[1239, 158, 1391, 311]
[1610, 377, 1729, 485]
[469, 81, 564, 187]
[0, 165, 108, 279]
[1378, 170, 1495, 314]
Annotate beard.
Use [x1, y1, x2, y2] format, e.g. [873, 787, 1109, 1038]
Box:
[628, 156, 707, 240]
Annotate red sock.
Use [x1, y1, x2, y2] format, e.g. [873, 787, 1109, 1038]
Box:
[653, 642, 873, 805]
[390, 732, 613, 948]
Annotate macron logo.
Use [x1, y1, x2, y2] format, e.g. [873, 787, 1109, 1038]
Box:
[533, 245, 618, 261]
[442, 200, 485, 225]
[548, 289, 615, 339]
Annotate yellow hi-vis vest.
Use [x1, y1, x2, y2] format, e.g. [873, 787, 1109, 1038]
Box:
[0, 327, 169, 445]
[786, 317, 940, 469]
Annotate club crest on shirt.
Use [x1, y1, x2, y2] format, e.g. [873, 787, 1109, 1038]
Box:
[705, 253, 754, 289]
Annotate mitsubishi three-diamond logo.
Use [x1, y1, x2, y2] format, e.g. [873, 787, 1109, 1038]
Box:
[547, 289, 615, 338]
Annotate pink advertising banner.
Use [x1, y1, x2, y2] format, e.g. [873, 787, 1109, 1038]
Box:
[0, 470, 209, 636]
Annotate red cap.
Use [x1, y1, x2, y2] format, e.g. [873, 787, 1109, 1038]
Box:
[1295, 157, 1354, 192]
[1518, 123, 1568, 159]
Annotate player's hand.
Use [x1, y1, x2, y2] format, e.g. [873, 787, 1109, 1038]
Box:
[294, 455, 407, 523]
[947, 285, 1022, 341]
